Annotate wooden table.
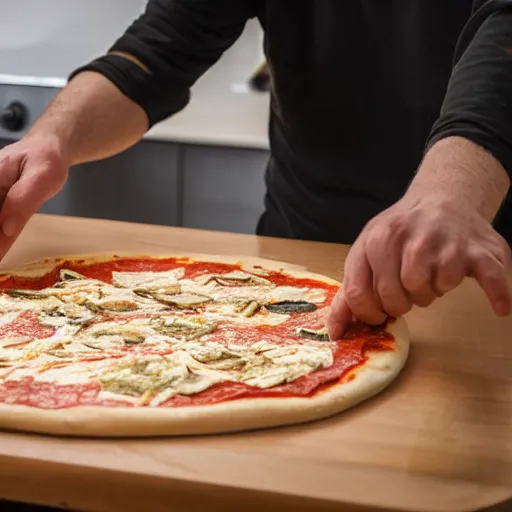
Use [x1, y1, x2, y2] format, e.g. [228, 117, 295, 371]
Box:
[0, 214, 511, 512]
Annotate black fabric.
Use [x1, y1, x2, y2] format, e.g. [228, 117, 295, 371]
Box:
[69, 0, 512, 244]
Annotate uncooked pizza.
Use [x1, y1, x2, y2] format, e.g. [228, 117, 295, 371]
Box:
[0, 253, 409, 437]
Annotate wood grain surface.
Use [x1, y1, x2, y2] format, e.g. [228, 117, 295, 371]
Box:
[0, 214, 511, 512]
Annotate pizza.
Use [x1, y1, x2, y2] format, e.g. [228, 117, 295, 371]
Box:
[0, 252, 409, 437]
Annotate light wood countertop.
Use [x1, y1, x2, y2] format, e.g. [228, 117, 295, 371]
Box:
[0, 214, 511, 512]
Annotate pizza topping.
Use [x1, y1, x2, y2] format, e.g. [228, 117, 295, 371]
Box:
[151, 293, 212, 309]
[296, 327, 329, 341]
[265, 301, 317, 315]
[5, 289, 49, 299]
[240, 343, 333, 388]
[49, 280, 103, 304]
[39, 302, 95, 327]
[96, 337, 334, 404]
[0, 348, 20, 362]
[0, 336, 31, 349]
[95, 299, 139, 312]
[237, 300, 260, 317]
[133, 284, 181, 299]
[59, 269, 86, 281]
[175, 341, 246, 369]
[153, 317, 217, 341]
[24, 336, 70, 357]
[98, 352, 203, 398]
[197, 271, 273, 288]
[80, 321, 152, 348]
[112, 268, 185, 289]
[90, 328, 146, 346]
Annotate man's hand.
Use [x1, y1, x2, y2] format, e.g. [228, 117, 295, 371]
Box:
[327, 137, 512, 340]
[0, 136, 69, 257]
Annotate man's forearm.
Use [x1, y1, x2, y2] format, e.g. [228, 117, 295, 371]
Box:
[422, 5, 512, 223]
[405, 136, 510, 222]
[27, 71, 149, 166]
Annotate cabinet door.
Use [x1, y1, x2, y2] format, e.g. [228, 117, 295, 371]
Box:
[182, 144, 269, 234]
[40, 140, 180, 226]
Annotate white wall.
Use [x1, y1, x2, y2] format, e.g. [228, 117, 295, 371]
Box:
[0, 0, 263, 83]
[0, 0, 147, 77]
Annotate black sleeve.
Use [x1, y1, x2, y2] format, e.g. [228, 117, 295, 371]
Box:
[69, 0, 256, 127]
[425, 1, 512, 177]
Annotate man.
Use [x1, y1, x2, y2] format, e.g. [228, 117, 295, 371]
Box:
[0, 0, 511, 341]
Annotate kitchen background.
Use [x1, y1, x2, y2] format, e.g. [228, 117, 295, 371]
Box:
[0, 0, 270, 234]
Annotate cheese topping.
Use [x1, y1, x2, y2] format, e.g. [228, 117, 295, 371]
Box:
[0, 265, 334, 403]
[112, 268, 185, 289]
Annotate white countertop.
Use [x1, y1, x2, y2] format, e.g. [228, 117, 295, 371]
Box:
[145, 83, 270, 151]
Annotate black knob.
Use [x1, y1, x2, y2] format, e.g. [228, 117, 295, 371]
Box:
[1, 101, 28, 132]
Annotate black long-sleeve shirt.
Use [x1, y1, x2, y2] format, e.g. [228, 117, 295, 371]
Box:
[70, 0, 512, 244]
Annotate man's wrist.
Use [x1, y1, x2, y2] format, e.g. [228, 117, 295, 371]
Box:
[402, 136, 510, 222]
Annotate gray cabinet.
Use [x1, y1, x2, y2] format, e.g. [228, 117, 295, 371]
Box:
[0, 138, 270, 234]
[40, 140, 180, 227]
[181, 144, 269, 235]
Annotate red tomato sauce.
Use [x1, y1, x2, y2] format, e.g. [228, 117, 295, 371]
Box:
[0, 256, 395, 409]
[0, 256, 337, 300]
[0, 311, 55, 341]
[0, 320, 394, 409]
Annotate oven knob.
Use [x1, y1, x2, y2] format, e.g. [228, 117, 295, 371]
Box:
[1, 101, 28, 132]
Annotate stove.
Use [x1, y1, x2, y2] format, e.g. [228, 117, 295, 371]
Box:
[0, 74, 64, 146]
[0, 73, 181, 227]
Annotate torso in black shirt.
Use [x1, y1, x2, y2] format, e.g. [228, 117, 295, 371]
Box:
[255, 1, 475, 243]
[75, 0, 512, 245]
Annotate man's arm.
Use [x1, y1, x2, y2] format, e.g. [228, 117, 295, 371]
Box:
[420, 1, 512, 222]
[29, 0, 256, 165]
[328, 2, 512, 338]
[0, 0, 255, 257]
[26, 71, 149, 166]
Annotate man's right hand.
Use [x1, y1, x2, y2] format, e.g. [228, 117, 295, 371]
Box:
[0, 136, 69, 258]
[0, 70, 154, 261]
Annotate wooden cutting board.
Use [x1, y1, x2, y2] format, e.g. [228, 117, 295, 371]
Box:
[0, 214, 510, 512]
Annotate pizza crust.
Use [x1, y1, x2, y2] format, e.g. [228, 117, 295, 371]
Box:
[0, 318, 409, 438]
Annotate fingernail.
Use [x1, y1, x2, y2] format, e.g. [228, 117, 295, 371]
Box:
[2, 218, 17, 237]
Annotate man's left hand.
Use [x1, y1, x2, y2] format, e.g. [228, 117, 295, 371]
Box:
[326, 137, 512, 340]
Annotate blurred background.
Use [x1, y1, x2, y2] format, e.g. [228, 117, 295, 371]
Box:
[0, 0, 270, 235]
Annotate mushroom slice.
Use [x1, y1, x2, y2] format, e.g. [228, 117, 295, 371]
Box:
[5, 289, 48, 299]
[89, 326, 147, 345]
[296, 327, 329, 341]
[59, 269, 86, 281]
[197, 271, 272, 287]
[234, 300, 260, 317]
[264, 301, 317, 315]
[155, 317, 217, 341]
[152, 293, 212, 309]
[96, 300, 139, 312]
[133, 284, 181, 299]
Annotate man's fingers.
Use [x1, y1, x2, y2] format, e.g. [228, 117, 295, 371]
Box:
[433, 244, 466, 295]
[367, 245, 412, 318]
[400, 240, 437, 307]
[326, 293, 352, 341]
[340, 244, 386, 326]
[0, 153, 23, 211]
[470, 248, 511, 316]
[0, 169, 57, 249]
